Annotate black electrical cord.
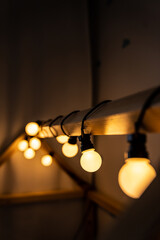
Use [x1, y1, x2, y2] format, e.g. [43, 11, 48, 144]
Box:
[60, 110, 80, 136]
[42, 119, 53, 126]
[81, 100, 112, 137]
[49, 115, 63, 137]
[135, 86, 160, 133]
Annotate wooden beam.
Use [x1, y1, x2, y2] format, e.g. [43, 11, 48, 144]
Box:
[88, 190, 124, 217]
[39, 87, 160, 138]
[0, 189, 84, 206]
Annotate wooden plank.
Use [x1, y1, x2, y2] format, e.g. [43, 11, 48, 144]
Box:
[88, 190, 124, 217]
[0, 189, 84, 206]
[39, 87, 160, 138]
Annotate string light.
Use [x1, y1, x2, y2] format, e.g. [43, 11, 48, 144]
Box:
[47, 115, 66, 143]
[118, 88, 160, 198]
[41, 154, 53, 167]
[79, 100, 111, 172]
[79, 134, 102, 172]
[56, 135, 69, 144]
[17, 87, 160, 198]
[60, 111, 79, 157]
[18, 139, 28, 151]
[25, 122, 40, 136]
[29, 137, 41, 150]
[118, 133, 156, 198]
[24, 148, 35, 159]
[62, 137, 78, 158]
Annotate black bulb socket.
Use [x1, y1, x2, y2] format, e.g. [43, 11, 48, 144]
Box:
[79, 134, 94, 152]
[127, 133, 149, 159]
[36, 120, 42, 126]
[24, 135, 29, 141]
[49, 152, 54, 157]
[68, 136, 77, 145]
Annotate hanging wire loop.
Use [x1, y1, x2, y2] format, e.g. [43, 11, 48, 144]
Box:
[81, 100, 112, 137]
[61, 110, 80, 136]
[48, 115, 64, 137]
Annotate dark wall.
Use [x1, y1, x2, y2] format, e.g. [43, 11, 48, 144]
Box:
[0, 0, 91, 147]
[0, 0, 160, 239]
[96, 0, 160, 238]
[0, 199, 84, 240]
[0, 1, 91, 239]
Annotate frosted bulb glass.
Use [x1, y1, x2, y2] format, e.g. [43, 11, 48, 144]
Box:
[18, 140, 28, 151]
[25, 122, 40, 136]
[56, 135, 69, 144]
[62, 143, 78, 158]
[24, 148, 35, 159]
[80, 149, 102, 172]
[41, 155, 53, 167]
[38, 131, 45, 138]
[29, 137, 41, 150]
[118, 158, 156, 199]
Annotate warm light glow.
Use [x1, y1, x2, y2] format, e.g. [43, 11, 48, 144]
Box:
[80, 149, 102, 172]
[24, 148, 35, 159]
[25, 122, 40, 136]
[118, 158, 156, 199]
[18, 140, 28, 151]
[29, 137, 41, 150]
[62, 142, 78, 158]
[56, 135, 69, 144]
[41, 155, 53, 167]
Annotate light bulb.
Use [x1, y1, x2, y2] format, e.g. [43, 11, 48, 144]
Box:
[56, 135, 69, 144]
[41, 155, 53, 167]
[29, 137, 41, 150]
[80, 149, 102, 172]
[18, 140, 28, 151]
[24, 148, 35, 159]
[25, 122, 40, 136]
[62, 142, 78, 158]
[118, 158, 156, 199]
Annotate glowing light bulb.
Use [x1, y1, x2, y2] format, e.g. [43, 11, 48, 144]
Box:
[25, 122, 40, 136]
[56, 135, 69, 144]
[118, 158, 156, 199]
[41, 155, 53, 167]
[62, 142, 78, 158]
[80, 149, 102, 172]
[24, 148, 35, 159]
[29, 137, 41, 150]
[18, 140, 28, 151]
